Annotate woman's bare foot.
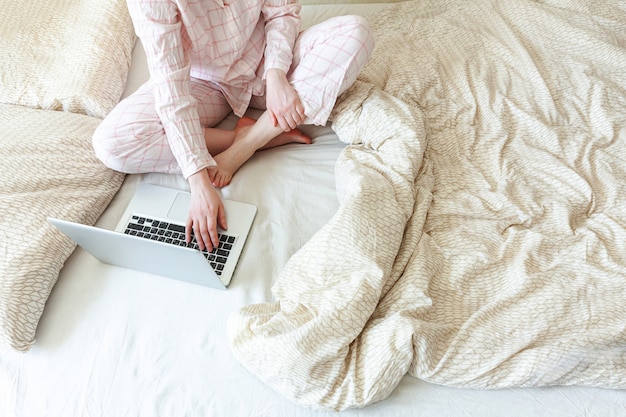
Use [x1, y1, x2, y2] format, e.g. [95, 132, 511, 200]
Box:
[237, 116, 312, 147]
[208, 136, 256, 187]
[207, 117, 313, 187]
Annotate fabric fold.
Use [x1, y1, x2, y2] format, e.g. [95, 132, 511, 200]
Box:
[229, 0, 626, 410]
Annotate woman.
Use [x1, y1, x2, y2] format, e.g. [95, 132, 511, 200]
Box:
[93, 0, 374, 252]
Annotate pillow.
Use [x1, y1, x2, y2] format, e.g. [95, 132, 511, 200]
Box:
[0, 104, 125, 351]
[0, 0, 135, 119]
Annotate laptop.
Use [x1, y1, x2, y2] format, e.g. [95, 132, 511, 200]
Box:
[48, 183, 256, 290]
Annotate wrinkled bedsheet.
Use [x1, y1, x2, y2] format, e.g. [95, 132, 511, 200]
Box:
[229, 0, 626, 410]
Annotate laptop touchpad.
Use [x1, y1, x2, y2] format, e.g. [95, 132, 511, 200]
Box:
[167, 192, 190, 222]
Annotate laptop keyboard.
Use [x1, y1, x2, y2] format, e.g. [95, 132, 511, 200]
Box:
[123, 215, 236, 276]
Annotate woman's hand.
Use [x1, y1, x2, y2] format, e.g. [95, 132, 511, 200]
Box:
[265, 68, 305, 131]
[186, 169, 227, 252]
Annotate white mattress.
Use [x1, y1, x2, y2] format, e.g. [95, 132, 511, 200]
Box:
[1, 3, 625, 416]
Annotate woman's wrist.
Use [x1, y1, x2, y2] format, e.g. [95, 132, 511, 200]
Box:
[188, 169, 212, 191]
[266, 68, 287, 84]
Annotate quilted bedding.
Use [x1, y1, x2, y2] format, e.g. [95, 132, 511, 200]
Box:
[0, 105, 125, 351]
[0, 0, 134, 351]
[229, 0, 626, 410]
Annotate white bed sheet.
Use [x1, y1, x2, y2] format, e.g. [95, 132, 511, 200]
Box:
[1, 3, 625, 416]
[5, 131, 624, 417]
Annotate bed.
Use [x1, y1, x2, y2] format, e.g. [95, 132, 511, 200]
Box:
[1, 0, 625, 415]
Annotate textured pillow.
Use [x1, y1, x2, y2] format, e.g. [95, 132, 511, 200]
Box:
[0, 104, 125, 351]
[0, 0, 135, 119]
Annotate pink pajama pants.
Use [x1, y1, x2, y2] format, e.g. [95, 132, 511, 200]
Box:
[93, 15, 374, 175]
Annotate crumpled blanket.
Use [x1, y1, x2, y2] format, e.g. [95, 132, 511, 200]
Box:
[228, 0, 626, 410]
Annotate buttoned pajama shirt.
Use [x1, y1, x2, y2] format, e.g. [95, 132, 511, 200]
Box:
[93, 0, 374, 178]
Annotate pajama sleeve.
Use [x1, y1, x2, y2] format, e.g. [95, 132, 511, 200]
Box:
[261, 0, 301, 76]
[127, 0, 216, 179]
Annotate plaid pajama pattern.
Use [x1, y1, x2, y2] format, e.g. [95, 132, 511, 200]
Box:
[93, 0, 373, 178]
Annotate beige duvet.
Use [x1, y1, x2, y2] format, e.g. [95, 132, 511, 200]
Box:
[229, 0, 626, 411]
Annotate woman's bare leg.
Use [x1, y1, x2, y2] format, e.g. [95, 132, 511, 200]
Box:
[204, 128, 237, 156]
[235, 116, 311, 150]
[205, 114, 311, 187]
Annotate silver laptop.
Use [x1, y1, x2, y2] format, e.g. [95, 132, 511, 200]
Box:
[48, 183, 256, 290]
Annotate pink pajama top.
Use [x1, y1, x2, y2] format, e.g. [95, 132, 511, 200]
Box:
[127, 0, 301, 178]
